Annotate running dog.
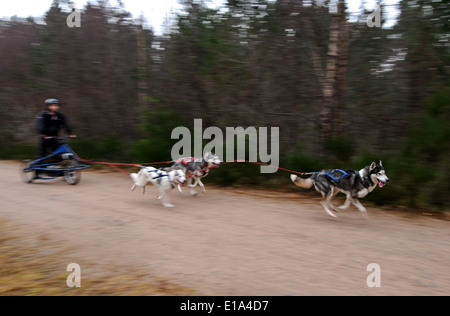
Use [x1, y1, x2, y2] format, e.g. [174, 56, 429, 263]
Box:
[169, 152, 222, 196]
[291, 161, 389, 218]
[130, 166, 186, 208]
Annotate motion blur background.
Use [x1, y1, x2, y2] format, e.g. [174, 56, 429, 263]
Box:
[0, 0, 449, 210]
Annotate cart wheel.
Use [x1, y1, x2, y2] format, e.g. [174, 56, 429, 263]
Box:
[21, 160, 35, 183]
[64, 161, 81, 185]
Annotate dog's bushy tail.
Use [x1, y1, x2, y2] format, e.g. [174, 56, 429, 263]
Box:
[290, 174, 314, 189]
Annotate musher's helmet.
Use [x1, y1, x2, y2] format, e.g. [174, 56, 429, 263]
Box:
[45, 99, 61, 106]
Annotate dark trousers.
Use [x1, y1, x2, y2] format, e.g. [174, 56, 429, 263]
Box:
[38, 137, 59, 158]
[35, 138, 59, 177]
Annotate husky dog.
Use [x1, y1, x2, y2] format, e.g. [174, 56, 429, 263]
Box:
[291, 161, 389, 218]
[130, 166, 186, 208]
[169, 152, 222, 196]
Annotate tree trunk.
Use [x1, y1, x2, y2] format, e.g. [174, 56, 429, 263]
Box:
[319, 0, 348, 148]
[335, 1, 350, 137]
[319, 12, 339, 144]
[137, 24, 148, 109]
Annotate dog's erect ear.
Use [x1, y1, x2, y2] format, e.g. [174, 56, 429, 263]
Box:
[379, 160, 383, 167]
[370, 162, 376, 171]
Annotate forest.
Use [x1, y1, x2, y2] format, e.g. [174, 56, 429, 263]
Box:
[0, 0, 449, 210]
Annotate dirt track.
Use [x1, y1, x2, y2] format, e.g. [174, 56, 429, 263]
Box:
[1, 160, 449, 295]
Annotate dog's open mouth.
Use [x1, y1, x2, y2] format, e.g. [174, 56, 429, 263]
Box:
[378, 181, 386, 188]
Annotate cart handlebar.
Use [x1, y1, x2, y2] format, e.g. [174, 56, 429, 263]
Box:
[43, 135, 77, 140]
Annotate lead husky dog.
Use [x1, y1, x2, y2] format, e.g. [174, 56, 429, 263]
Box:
[169, 152, 222, 196]
[291, 161, 389, 218]
[130, 166, 186, 208]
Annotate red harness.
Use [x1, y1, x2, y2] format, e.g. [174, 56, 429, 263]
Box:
[176, 157, 195, 165]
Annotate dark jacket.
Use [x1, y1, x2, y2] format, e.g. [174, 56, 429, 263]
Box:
[36, 110, 73, 136]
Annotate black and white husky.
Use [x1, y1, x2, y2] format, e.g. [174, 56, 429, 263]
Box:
[291, 161, 389, 218]
[130, 167, 186, 208]
[169, 152, 222, 196]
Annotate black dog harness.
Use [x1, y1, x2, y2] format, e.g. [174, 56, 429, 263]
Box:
[147, 169, 175, 189]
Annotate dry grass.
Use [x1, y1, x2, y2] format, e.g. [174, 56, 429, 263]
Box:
[0, 219, 199, 296]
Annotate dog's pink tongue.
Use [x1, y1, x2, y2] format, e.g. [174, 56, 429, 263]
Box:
[379, 181, 385, 188]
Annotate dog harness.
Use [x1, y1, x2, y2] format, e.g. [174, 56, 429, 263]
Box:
[148, 169, 166, 180]
[177, 157, 195, 165]
[147, 169, 175, 189]
[324, 169, 355, 183]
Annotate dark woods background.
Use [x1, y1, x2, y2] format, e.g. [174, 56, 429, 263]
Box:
[0, 0, 449, 210]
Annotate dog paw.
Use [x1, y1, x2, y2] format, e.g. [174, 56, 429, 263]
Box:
[329, 205, 340, 212]
[360, 212, 369, 220]
[191, 192, 198, 197]
[327, 211, 338, 218]
[322, 203, 338, 218]
[156, 196, 162, 200]
[163, 203, 174, 208]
